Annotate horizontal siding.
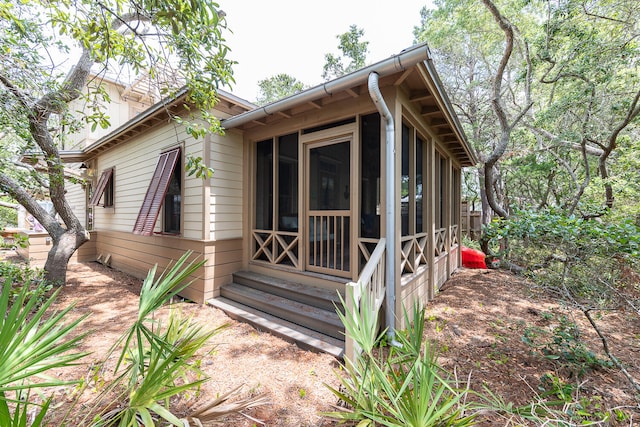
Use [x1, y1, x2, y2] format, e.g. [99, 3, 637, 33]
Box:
[93, 230, 242, 303]
[209, 132, 243, 240]
[16, 231, 96, 267]
[92, 122, 205, 239]
[65, 164, 88, 228]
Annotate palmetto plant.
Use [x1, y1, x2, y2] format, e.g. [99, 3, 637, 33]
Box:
[325, 290, 477, 427]
[86, 251, 268, 426]
[0, 276, 87, 426]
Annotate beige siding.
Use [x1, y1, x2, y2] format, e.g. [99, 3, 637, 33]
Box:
[65, 163, 88, 228]
[91, 122, 204, 238]
[398, 268, 431, 329]
[65, 82, 125, 149]
[209, 131, 243, 240]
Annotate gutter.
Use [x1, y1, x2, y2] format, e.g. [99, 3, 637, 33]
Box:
[367, 72, 398, 343]
[222, 42, 434, 130]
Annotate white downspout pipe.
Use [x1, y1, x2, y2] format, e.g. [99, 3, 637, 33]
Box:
[368, 72, 397, 343]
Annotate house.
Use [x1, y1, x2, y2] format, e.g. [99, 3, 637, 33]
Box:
[61, 42, 476, 358]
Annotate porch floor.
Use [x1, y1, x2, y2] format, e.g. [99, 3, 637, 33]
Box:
[207, 271, 345, 358]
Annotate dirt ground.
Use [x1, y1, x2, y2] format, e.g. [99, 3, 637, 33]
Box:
[3, 250, 639, 425]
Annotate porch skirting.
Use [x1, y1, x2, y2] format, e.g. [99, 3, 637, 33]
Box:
[89, 229, 242, 303]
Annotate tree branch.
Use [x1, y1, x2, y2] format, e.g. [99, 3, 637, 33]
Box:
[0, 172, 64, 236]
[0, 73, 33, 113]
[583, 309, 640, 394]
[526, 125, 605, 156]
[35, 48, 94, 116]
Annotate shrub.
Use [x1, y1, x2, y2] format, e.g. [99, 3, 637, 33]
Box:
[325, 289, 477, 426]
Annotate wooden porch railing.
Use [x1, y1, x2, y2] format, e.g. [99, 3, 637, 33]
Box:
[400, 232, 429, 275]
[450, 224, 459, 247]
[251, 230, 300, 268]
[434, 227, 447, 257]
[345, 237, 386, 361]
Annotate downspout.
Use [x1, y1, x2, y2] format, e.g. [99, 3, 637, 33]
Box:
[368, 72, 397, 343]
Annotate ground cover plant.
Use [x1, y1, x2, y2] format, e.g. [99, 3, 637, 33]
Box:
[0, 252, 267, 426]
[1, 249, 638, 425]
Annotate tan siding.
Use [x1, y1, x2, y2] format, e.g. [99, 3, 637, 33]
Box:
[16, 231, 96, 266]
[93, 230, 241, 302]
[399, 269, 431, 329]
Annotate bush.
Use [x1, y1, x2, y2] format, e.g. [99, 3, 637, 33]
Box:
[325, 289, 477, 426]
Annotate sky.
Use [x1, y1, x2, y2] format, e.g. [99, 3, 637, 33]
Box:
[217, 0, 431, 102]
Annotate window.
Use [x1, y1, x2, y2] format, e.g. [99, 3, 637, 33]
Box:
[400, 124, 427, 236]
[132, 147, 181, 236]
[254, 133, 299, 231]
[89, 167, 114, 207]
[360, 113, 380, 239]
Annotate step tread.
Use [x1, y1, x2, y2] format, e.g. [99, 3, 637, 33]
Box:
[208, 297, 344, 358]
[222, 282, 344, 330]
[233, 271, 344, 305]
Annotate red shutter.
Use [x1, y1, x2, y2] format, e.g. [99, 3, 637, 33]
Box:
[132, 148, 181, 235]
[89, 168, 114, 206]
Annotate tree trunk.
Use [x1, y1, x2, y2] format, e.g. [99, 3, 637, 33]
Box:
[44, 229, 89, 285]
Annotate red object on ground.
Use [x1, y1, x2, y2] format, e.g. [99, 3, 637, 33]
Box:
[461, 246, 487, 269]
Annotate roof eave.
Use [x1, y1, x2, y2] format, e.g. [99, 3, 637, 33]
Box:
[222, 42, 434, 130]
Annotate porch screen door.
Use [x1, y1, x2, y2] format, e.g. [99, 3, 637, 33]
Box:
[307, 140, 351, 277]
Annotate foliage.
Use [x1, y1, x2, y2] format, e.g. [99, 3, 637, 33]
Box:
[0, 269, 87, 425]
[0, 251, 267, 425]
[485, 209, 640, 391]
[256, 73, 306, 106]
[0, 260, 46, 300]
[0, 199, 17, 229]
[0, 0, 234, 283]
[415, 0, 640, 221]
[81, 251, 268, 426]
[484, 209, 639, 273]
[325, 291, 477, 426]
[522, 313, 612, 375]
[185, 156, 215, 179]
[322, 25, 369, 81]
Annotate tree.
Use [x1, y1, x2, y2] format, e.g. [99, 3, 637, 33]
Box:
[0, 0, 233, 284]
[322, 24, 369, 81]
[527, 0, 640, 217]
[256, 73, 306, 105]
[414, 0, 640, 222]
[414, 0, 533, 231]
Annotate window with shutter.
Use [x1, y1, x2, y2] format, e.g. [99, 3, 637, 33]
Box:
[89, 167, 114, 207]
[132, 148, 181, 236]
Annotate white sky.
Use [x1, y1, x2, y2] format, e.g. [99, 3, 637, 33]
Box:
[218, 0, 431, 102]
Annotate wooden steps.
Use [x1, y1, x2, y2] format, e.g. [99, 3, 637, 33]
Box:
[207, 271, 345, 358]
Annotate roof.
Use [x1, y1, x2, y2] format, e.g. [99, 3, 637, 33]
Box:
[222, 42, 476, 166]
[60, 88, 255, 162]
[61, 42, 476, 167]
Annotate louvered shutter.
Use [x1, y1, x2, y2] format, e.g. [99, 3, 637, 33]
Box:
[132, 148, 180, 235]
[89, 168, 114, 206]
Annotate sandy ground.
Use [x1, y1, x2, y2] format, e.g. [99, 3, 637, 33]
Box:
[2, 250, 639, 425]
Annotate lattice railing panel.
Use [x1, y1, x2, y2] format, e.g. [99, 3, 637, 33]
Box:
[251, 230, 299, 268]
[450, 224, 459, 247]
[435, 228, 447, 257]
